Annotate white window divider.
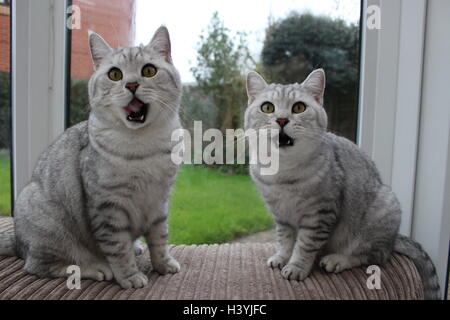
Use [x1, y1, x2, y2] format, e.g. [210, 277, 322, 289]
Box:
[411, 0, 450, 299]
[12, 0, 67, 201]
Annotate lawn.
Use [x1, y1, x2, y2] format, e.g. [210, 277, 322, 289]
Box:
[0, 155, 11, 216]
[0, 157, 273, 244]
[169, 165, 273, 244]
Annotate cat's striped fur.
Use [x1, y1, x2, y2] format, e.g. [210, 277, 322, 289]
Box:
[244, 69, 441, 299]
[0, 27, 182, 289]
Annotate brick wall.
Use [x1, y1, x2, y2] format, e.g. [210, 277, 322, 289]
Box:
[71, 0, 136, 79]
[0, 1, 135, 78]
[0, 5, 10, 72]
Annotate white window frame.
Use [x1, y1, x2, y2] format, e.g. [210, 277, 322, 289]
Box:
[12, 0, 68, 198]
[359, 0, 450, 298]
[10, 0, 450, 298]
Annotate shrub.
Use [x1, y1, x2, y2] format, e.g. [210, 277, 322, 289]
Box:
[0, 71, 11, 150]
[68, 78, 90, 127]
[261, 12, 360, 141]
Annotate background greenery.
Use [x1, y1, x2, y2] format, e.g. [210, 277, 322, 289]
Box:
[0, 71, 11, 150]
[0, 153, 11, 216]
[169, 165, 272, 244]
[262, 12, 360, 141]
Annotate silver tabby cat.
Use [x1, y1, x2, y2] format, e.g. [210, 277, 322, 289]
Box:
[245, 69, 441, 299]
[0, 26, 182, 289]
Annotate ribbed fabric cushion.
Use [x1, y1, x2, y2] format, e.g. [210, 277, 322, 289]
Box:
[0, 217, 424, 300]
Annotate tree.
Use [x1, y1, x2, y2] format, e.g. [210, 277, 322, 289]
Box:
[191, 12, 253, 131]
[261, 12, 360, 141]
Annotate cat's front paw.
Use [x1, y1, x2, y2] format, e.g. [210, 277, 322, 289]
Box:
[281, 264, 310, 281]
[152, 256, 181, 275]
[267, 254, 289, 269]
[116, 271, 148, 289]
[133, 240, 147, 256]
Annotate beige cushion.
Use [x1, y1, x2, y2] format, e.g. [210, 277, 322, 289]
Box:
[0, 217, 424, 300]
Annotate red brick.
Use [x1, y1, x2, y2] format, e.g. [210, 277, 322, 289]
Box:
[0, 1, 135, 78]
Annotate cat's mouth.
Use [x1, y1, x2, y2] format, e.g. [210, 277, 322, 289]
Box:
[123, 98, 148, 123]
[279, 131, 294, 147]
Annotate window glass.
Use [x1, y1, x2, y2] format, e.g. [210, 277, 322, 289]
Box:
[66, 0, 361, 244]
[0, 0, 11, 216]
[68, 0, 136, 127]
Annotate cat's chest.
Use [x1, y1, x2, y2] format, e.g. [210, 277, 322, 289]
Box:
[251, 166, 322, 223]
[85, 149, 178, 208]
[260, 182, 310, 221]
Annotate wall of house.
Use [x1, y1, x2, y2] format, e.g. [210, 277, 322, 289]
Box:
[0, 5, 10, 72]
[0, 1, 135, 78]
[70, 0, 136, 79]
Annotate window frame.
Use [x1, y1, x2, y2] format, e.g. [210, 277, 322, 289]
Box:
[359, 0, 450, 298]
[11, 0, 68, 203]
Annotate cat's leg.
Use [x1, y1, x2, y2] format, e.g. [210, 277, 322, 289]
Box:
[267, 220, 297, 269]
[145, 212, 180, 275]
[281, 209, 336, 281]
[91, 206, 148, 289]
[319, 254, 363, 273]
[320, 231, 395, 274]
[319, 243, 391, 274]
[24, 255, 68, 278]
[24, 255, 113, 281]
[321, 188, 399, 274]
[80, 262, 114, 281]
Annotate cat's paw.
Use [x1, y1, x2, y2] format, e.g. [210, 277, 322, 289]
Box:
[82, 263, 114, 281]
[319, 254, 352, 273]
[152, 256, 181, 275]
[133, 240, 147, 256]
[281, 264, 310, 281]
[116, 271, 148, 289]
[267, 254, 289, 269]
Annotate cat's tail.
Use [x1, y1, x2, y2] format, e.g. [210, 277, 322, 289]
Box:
[0, 231, 16, 256]
[394, 234, 441, 300]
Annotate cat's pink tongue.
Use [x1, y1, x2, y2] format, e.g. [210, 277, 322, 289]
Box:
[123, 98, 144, 115]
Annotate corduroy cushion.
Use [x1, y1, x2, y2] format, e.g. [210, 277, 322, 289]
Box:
[0, 217, 424, 300]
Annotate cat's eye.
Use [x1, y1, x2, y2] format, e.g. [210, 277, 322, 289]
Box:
[142, 64, 157, 78]
[260, 102, 275, 114]
[292, 102, 307, 114]
[108, 67, 123, 81]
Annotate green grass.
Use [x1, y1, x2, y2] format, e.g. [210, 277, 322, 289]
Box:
[0, 157, 273, 243]
[169, 165, 273, 244]
[0, 155, 11, 216]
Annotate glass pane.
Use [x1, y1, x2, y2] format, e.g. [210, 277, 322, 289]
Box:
[66, 0, 361, 244]
[0, 0, 11, 216]
[68, 0, 136, 126]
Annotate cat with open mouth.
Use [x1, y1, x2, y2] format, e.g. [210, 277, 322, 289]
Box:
[244, 69, 441, 300]
[0, 26, 183, 289]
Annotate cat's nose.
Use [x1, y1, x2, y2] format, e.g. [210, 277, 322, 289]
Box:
[125, 82, 140, 93]
[276, 118, 289, 128]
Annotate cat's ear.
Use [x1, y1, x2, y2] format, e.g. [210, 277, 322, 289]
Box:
[246, 71, 268, 104]
[302, 69, 326, 105]
[146, 26, 172, 63]
[88, 30, 112, 69]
